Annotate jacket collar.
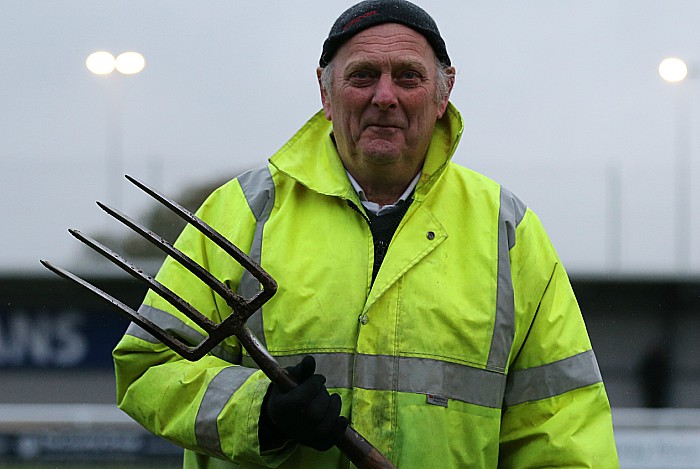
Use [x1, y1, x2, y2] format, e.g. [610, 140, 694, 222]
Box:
[269, 102, 464, 202]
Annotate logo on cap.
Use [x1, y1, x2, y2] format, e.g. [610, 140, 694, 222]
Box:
[343, 10, 379, 31]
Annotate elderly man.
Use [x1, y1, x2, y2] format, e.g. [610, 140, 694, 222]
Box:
[113, 1, 619, 468]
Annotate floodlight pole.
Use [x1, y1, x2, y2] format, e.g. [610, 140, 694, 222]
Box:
[86, 51, 145, 211]
[660, 57, 693, 272]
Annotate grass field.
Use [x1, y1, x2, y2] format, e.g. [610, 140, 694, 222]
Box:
[0, 462, 181, 469]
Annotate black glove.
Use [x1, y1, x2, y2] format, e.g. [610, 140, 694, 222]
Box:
[260, 355, 348, 451]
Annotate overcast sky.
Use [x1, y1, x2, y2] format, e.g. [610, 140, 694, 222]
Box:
[2, 1, 700, 277]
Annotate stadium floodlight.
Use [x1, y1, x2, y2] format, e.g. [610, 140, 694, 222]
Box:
[115, 52, 146, 75]
[659, 57, 688, 83]
[86, 51, 116, 75]
[86, 51, 145, 76]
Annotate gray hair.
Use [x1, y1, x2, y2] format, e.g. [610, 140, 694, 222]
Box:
[320, 56, 454, 105]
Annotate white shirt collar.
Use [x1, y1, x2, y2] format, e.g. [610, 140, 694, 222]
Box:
[346, 171, 421, 215]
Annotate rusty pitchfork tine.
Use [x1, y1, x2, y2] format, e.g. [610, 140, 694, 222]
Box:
[41, 175, 396, 469]
[39, 259, 205, 361]
[68, 227, 230, 361]
[41, 226, 232, 362]
[88, 202, 275, 364]
[93, 203, 252, 316]
[123, 174, 276, 314]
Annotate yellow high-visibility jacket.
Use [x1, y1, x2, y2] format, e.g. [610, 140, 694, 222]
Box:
[113, 103, 619, 468]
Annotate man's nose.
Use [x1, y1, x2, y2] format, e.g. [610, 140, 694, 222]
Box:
[371, 74, 398, 110]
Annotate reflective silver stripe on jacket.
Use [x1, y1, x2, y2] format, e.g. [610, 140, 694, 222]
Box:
[504, 350, 603, 406]
[487, 187, 527, 373]
[243, 353, 507, 408]
[243, 351, 601, 410]
[236, 165, 276, 349]
[195, 366, 256, 458]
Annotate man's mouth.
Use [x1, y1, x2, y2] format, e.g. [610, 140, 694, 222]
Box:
[365, 123, 403, 131]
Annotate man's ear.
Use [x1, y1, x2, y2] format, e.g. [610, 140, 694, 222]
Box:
[317, 67, 332, 121]
[436, 67, 456, 119]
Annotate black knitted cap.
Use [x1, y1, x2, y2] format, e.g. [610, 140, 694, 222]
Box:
[320, 0, 451, 67]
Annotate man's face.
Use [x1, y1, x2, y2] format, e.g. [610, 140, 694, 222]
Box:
[319, 23, 453, 189]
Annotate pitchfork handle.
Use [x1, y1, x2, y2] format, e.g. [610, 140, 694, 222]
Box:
[239, 329, 396, 468]
[336, 426, 396, 469]
[272, 368, 396, 469]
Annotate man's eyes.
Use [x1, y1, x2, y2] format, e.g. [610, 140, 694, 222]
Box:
[400, 71, 421, 80]
[347, 70, 424, 86]
[397, 71, 423, 84]
[349, 71, 374, 81]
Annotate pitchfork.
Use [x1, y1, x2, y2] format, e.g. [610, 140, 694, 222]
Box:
[40, 175, 395, 469]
